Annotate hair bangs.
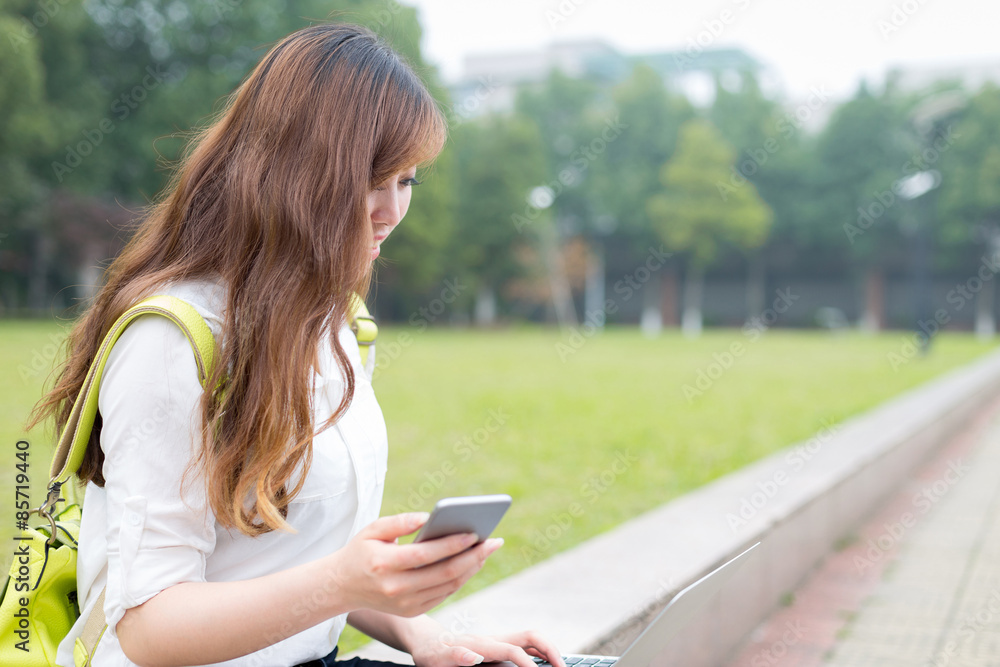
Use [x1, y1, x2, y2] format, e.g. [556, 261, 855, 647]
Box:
[33, 22, 450, 538]
[370, 62, 447, 185]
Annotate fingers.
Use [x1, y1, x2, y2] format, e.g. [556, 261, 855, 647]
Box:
[396, 532, 482, 570]
[361, 512, 429, 542]
[406, 573, 474, 612]
[443, 645, 486, 666]
[410, 539, 504, 591]
[389, 539, 504, 616]
[439, 632, 563, 667]
[350, 516, 504, 618]
[469, 639, 535, 667]
[498, 631, 565, 667]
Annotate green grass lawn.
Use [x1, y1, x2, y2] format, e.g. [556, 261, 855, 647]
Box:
[0, 320, 72, 519]
[1, 319, 995, 650]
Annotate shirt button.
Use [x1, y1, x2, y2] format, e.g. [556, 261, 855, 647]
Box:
[128, 512, 141, 526]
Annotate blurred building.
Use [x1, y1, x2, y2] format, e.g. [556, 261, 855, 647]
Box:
[448, 40, 767, 119]
[887, 59, 1000, 93]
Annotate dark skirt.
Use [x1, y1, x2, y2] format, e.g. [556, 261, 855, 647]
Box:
[295, 646, 412, 667]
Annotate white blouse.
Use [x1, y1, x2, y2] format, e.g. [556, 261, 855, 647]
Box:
[56, 278, 388, 667]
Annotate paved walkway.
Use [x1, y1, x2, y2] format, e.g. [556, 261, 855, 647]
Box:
[725, 398, 1000, 667]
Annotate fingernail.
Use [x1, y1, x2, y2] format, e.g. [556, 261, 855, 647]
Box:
[463, 533, 479, 545]
[412, 512, 429, 525]
[487, 537, 504, 550]
[463, 651, 484, 665]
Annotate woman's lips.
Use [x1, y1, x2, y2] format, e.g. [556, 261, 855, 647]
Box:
[371, 235, 387, 260]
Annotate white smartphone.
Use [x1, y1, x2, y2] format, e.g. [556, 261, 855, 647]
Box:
[413, 494, 512, 545]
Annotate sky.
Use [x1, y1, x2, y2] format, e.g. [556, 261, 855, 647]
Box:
[404, 0, 1000, 102]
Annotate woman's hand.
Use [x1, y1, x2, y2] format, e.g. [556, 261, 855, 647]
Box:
[327, 513, 503, 618]
[409, 630, 567, 667]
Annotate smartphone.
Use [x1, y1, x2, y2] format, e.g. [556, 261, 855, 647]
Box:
[413, 494, 512, 545]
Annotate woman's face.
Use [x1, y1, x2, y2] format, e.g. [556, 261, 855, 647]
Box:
[367, 167, 419, 261]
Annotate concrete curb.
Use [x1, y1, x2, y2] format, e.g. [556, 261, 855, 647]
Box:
[352, 349, 1000, 666]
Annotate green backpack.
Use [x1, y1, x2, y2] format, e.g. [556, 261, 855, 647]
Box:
[0, 294, 376, 666]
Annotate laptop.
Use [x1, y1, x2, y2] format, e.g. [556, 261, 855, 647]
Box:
[523, 543, 760, 667]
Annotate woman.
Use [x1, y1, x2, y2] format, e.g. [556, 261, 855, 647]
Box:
[33, 23, 565, 667]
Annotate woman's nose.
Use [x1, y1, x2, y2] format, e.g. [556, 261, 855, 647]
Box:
[370, 188, 401, 228]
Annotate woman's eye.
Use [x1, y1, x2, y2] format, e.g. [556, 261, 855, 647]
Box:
[372, 177, 420, 192]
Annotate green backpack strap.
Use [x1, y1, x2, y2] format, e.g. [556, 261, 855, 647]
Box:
[48, 292, 375, 494]
[349, 293, 377, 368]
[31, 295, 215, 667]
[37, 292, 372, 665]
[45, 295, 216, 495]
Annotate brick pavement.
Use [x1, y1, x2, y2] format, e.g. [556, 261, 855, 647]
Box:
[724, 399, 1000, 667]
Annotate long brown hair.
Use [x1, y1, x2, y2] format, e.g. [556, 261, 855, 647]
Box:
[30, 24, 446, 535]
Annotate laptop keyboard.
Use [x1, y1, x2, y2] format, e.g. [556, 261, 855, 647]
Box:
[531, 656, 618, 667]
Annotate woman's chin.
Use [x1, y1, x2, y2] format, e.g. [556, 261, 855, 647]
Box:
[371, 245, 380, 260]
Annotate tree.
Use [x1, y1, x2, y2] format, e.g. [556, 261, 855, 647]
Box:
[591, 64, 693, 328]
[647, 119, 773, 336]
[0, 0, 111, 312]
[708, 71, 777, 155]
[0, 0, 458, 314]
[515, 70, 602, 326]
[447, 114, 547, 324]
[707, 70, 786, 319]
[814, 84, 910, 330]
[937, 84, 1000, 337]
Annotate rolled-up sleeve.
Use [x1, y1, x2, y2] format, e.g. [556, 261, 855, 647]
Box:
[97, 314, 217, 635]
